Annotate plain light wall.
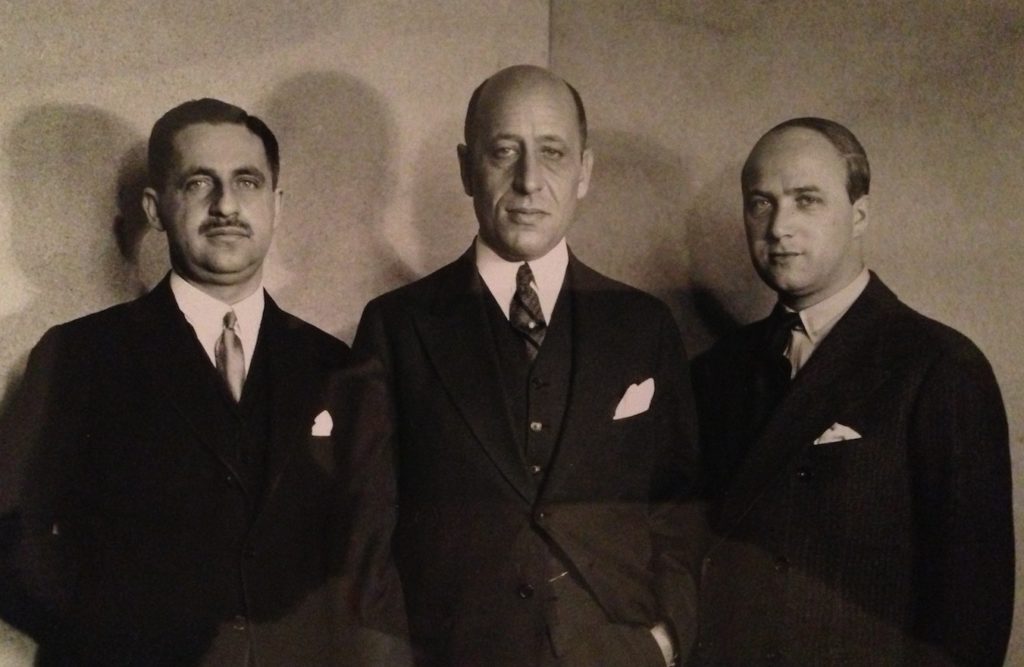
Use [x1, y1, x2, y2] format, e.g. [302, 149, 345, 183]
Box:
[551, 1, 1023, 664]
[1, 0, 1021, 663]
[0, 0, 549, 661]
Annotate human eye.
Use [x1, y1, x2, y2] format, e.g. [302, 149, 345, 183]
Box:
[540, 145, 565, 159]
[490, 144, 518, 161]
[182, 176, 213, 194]
[236, 174, 263, 190]
[746, 196, 772, 216]
[795, 193, 822, 208]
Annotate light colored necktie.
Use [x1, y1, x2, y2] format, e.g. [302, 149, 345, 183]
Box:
[215, 310, 245, 401]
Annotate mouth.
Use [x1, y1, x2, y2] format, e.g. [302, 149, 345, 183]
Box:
[201, 222, 252, 238]
[506, 207, 548, 223]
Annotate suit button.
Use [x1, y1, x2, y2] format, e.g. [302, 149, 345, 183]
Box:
[536, 511, 548, 523]
[765, 649, 781, 661]
[244, 545, 256, 558]
[796, 467, 812, 481]
[517, 584, 535, 599]
[774, 556, 789, 572]
[529, 464, 542, 475]
[529, 421, 543, 432]
[531, 377, 548, 389]
[226, 474, 235, 485]
[233, 615, 247, 631]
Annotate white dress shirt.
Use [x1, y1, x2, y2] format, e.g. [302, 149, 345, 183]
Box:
[786, 268, 870, 377]
[169, 272, 264, 375]
[474, 237, 568, 323]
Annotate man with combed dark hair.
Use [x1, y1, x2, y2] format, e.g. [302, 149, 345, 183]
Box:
[354, 65, 702, 666]
[691, 117, 1014, 665]
[0, 97, 406, 665]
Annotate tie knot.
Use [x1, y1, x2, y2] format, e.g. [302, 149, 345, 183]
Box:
[223, 310, 238, 330]
[765, 306, 801, 357]
[516, 262, 536, 292]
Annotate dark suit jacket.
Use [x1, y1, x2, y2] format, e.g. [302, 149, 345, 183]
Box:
[353, 249, 702, 666]
[0, 277, 406, 666]
[691, 274, 1014, 666]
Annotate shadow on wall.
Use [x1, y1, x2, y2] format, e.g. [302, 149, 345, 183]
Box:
[684, 163, 775, 351]
[569, 129, 711, 352]
[260, 71, 417, 343]
[1, 104, 155, 402]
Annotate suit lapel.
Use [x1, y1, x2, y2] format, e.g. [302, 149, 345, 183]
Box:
[130, 277, 249, 492]
[260, 296, 326, 502]
[414, 250, 533, 503]
[716, 277, 894, 529]
[540, 257, 619, 495]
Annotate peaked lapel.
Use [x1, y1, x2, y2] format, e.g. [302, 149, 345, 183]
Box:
[716, 276, 895, 530]
[130, 277, 250, 494]
[413, 250, 533, 503]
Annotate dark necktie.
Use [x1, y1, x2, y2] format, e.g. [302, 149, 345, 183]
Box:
[509, 262, 547, 362]
[215, 310, 246, 401]
[748, 306, 802, 435]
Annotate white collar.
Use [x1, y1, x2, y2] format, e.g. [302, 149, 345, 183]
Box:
[791, 268, 870, 344]
[169, 272, 265, 373]
[474, 237, 568, 322]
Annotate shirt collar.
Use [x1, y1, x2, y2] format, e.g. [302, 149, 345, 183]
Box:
[169, 272, 265, 372]
[474, 237, 568, 322]
[789, 268, 870, 344]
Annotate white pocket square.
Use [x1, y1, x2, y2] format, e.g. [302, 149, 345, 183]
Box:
[613, 378, 655, 420]
[813, 422, 862, 445]
[311, 410, 333, 436]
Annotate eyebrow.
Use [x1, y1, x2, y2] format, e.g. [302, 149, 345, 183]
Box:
[488, 132, 569, 144]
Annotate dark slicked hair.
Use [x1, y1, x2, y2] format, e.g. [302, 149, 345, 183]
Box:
[463, 75, 588, 152]
[147, 98, 280, 190]
[745, 117, 870, 203]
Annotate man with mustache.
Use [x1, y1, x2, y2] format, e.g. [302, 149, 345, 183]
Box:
[354, 65, 702, 666]
[691, 117, 1014, 665]
[0, 98, 406, 665]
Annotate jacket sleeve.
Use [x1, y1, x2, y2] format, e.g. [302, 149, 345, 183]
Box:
[908, 338, 1014, 666]
[648, 307, 707, 662]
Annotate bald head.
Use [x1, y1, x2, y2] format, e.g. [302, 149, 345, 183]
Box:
[463, 65, 588, 154]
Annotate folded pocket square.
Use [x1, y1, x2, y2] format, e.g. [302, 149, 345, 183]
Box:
[813, 422, 862, 445]
[311, 410, 333, 436]
[613, 378, 655, 420]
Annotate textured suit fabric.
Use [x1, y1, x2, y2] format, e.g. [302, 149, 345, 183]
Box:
[353, 249, 702, 666]
[690, 274, 1014, 666]
[0, 277, 406, 666]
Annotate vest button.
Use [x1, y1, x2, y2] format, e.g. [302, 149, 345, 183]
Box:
[233, 615, 247, 631]
[531, 377, 548, 389]
[529, 421, 543, 432]
[796, 467, 812, 481]
[517, 584, 535, 599]
[529, 464, 542, 475]
[244, 545, 256, 558]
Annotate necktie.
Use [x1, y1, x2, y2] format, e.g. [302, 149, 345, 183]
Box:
[509, 263, 547, 362]
[215, 310, 246, 401]
[748, 306, 802, 435]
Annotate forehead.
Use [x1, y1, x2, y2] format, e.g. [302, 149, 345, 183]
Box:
[474, 78, 581, 144]
[744, 128, 846, 190]
[171, 122, 269, 171]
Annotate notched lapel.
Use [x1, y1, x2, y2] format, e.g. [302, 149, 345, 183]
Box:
[414, 260, 534, 503]
[130, 280, 249, 493]
[261, 299, 330, 503]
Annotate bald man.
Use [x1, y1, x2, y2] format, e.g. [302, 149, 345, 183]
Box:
[353, 66, 702, 666]
[691, 118, 1013, 665]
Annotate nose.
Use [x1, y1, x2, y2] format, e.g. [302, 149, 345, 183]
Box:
[513, 150, 542, 194]
[767, 202, 796, 240]
[210, 183, 240, 217]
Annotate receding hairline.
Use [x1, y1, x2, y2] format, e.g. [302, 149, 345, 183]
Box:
[741, 118, 870, 202]
[463, 67, 588, 150]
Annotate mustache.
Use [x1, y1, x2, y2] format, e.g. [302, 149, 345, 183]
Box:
[199, 217, 252, 235]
